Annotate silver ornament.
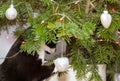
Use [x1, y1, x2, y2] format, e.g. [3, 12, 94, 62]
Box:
[100, 10, 112, 28]
[5, 4, 17, 20]
[54, 57, 69, 72]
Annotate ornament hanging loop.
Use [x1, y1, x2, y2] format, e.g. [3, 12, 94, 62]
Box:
[104, 4, 107, 10]
[11, 0, 13, 4]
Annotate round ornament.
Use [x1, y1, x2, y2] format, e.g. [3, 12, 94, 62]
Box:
[54, 57, 69, 72]
[100, 10, 112, 28]
[5, 4, 17, 20]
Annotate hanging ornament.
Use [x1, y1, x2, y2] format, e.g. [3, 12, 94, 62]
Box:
[100, 5, 112, 29]
[54, 25, 69, 72]
[5, 4, 17, 20]
[54, 57, 69, 72]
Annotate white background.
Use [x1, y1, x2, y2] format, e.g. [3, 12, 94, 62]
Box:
[0, 26, 16, 64]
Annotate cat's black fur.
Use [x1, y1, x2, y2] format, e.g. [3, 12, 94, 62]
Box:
[0, 28, 56, 81]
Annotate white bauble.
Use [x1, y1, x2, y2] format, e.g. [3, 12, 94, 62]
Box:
[54, 57, 69, 72]
[114, 73, 120, 81]
[5, 4, 17, 20]
[100, 10, 112, 28]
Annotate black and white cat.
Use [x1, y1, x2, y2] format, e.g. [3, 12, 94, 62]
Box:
[0, 28, 57, 81]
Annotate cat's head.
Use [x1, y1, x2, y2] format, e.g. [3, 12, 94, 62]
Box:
[37, 41, 57, 64]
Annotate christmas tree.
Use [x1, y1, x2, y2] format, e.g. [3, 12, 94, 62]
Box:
[0, 0, 120, 81]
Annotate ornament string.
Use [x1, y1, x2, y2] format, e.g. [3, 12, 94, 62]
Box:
[60, 16, 65, 57]
[61, 38, 64, 57]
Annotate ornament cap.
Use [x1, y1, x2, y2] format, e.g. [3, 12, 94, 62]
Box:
[10, 4, 14, 8]
[103, 10, 108, 14]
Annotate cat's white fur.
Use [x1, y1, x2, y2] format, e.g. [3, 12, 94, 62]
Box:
[37, 43, 56, 64]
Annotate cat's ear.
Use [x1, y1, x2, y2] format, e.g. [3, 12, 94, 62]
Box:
[45, 48, 56, 54]
[50, 48, 56, 54]
[41, 43, 56, 54]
